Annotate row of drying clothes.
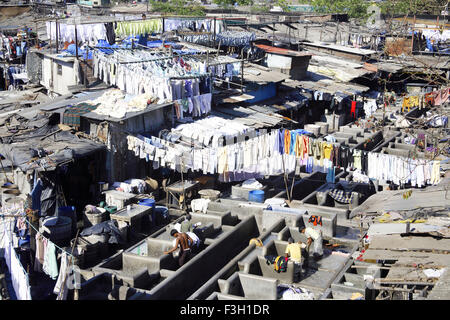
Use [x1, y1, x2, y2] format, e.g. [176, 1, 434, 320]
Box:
[401, 87, 450, 112]
[1, 213, 73, 300]
[115, 19, 163, 37]
[0, 225, 31, 300]
[45, 19, 225, 44]
[92, 50, 211, 104]
[34, 232, 74, 300]
[126, 128, 442, 185]
[173, 93, 213, 119]
[303, 88, 382, 119]
[0, 35, 28, 61]
[125, 130, 341, 182]
[164, 18, 212, 33]
[46, 21, 107, 43]
[348, 33, 384, 49]
[419, 29, 450, 43]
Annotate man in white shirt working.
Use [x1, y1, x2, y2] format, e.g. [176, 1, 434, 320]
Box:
[300, 226, 323, 259]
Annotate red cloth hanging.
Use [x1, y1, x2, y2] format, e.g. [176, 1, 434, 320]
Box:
[350, 101, 357, 118]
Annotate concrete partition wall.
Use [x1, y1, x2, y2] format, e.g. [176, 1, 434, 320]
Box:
[262, 208, 306, 231]
[239, 272, 278, 300]
[145, 216, 261, 300]
[209, 199, 270, 232]
[218, 271, 278, 300]
[257, 239, 295, 283]
[190, 212, 227, 228]
[290, 201, 348, 225]
[187, 217, 286, 300]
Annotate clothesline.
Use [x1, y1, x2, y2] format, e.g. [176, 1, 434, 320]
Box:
[127, 125, 442, 186]
[0, 206, 78, 300]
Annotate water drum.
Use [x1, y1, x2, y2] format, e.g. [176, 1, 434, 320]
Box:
[42, 216, 72, 244]
[153, 206, 169, 225]
[1, 188, 20, 207]
[248, 190, 265, 203]
[58, 206, 77, 236]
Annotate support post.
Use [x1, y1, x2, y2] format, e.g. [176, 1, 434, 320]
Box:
[213, 17, 216, 44]
[55, 19, 59, 53]
[75, 24, 78, 59]
[241, 48, 244, 94]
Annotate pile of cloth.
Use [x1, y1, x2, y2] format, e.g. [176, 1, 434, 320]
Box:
[279, 285, 314, 300]
[87, 89, 156, 119]
[190, 198, 210, 214]
[111, 179, 147, 194]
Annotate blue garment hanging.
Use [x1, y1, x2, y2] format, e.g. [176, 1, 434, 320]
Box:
[326, 166, 335, 183]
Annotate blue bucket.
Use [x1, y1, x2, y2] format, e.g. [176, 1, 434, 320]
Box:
[138, 198, 156, 208]
[248, 190, 265, 203]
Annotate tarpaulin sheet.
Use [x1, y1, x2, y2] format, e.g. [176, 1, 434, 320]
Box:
[0, 119, 105, 171]
[80, 220, 125, 245]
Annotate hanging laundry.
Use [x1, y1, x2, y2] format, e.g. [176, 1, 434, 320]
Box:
[402, 96, 411, 112]
[350, 100, 357, 118]
[34, 234, 46, 273]
[43, 241, 59, 280]
[114, 19, 163, 37]
[53, 251, 71, 300]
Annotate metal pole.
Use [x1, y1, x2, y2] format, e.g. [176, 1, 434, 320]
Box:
[75, 24, 78, 59]
[272, 23, 275, 46]
[84, 46, 89, 87]
[241, 48, 244, 94]
[49, 20, 52, 50]
[55, 19, 59, 53]
[35, 22, 39, 48]
[213, 17, 216, 45]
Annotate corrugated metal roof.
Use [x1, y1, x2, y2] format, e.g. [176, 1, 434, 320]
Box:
[255, 44, 312, 57]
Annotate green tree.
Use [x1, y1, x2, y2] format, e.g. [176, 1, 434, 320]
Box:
[311, 0, 370, 19]
[378, 0, 448, 16]
[213, 0, 254, 9]
[276, 0, 291, 12]
[150, 0, 206, 16]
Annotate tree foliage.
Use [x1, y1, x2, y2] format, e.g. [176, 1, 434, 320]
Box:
[150, 0, 206, 16]
[310, 0, 370, 19]
[378, 0, 448, 16]
[310, 0, 448, 19]
[212, 0, 253, 9]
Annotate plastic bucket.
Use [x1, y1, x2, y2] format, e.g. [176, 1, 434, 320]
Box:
[105, 206, 117, 214]
[248, 190, 265, 203]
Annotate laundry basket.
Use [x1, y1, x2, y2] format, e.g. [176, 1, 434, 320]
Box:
[198, 189, 221, 201]
[83, 206, 107, 228]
